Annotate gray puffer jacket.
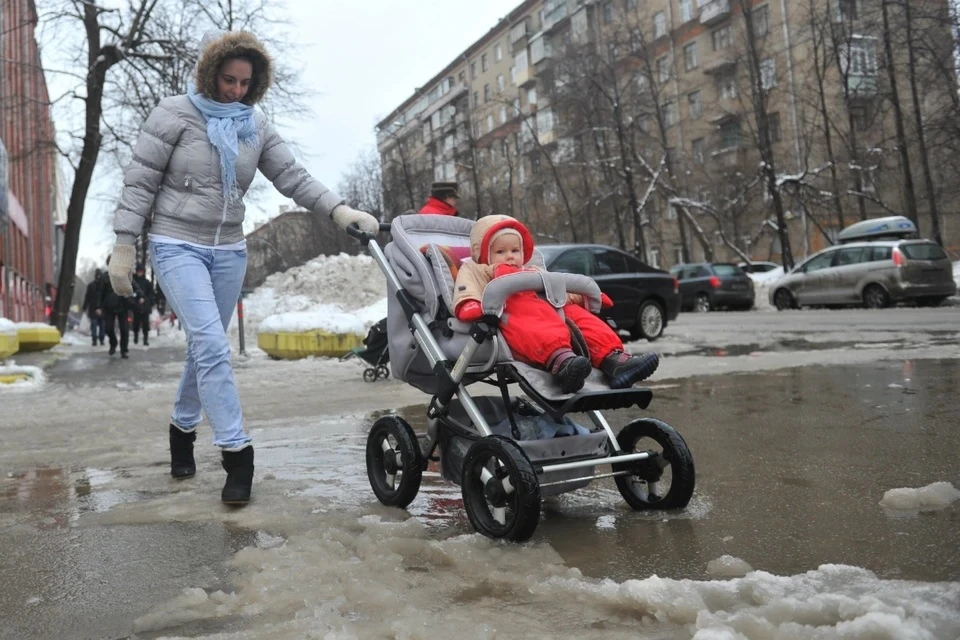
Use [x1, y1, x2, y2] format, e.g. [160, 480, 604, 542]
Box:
[113, 31, 343, 247]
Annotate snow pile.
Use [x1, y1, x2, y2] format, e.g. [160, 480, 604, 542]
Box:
[236, 253, 388, 336]
[706, 555, 754, 577]
[880, 481, 960, 512]
[13, 321, 53, 330]
[747, 267, 785, 312]
[0, 363, 45, 390]
[0, 318, 15, 335]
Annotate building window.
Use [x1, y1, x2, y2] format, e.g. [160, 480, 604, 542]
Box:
[849, 105, 868, 131]
[684, 43, 698, 71]
[663, 101, 677, 127]
[667, 203, 678, 220]
[674, 246, 685, 265]
[679, 0, 695, 23]
[497, 74, 505, 91]
[527, 87, 537, 105]
[654, 12, 666, 38]
[627, 0, 638, 9]
[760, 57, 777, 89]
[471, 62, 477, 79]
[649, 246, 660, 268]
[458, 71, 465, 84]
[484, 84, 491, 102]
[657, 55, 670, 83]
[482, 53, 488, 72]
[834, 0, 861, 22]
[495, 43, 503, 61]
[603, 0, 614, 24]
[688, 90, 702, 120]
[473, 91, 479, 106]
[486, 114, 495, 133]
[844, 37, 878, 76]
[719, 75, 737, 99]
[712, 26, 731, 50]
[719, 121, 742, 150]
[754, 5, 770, 37]
[768, 112, 782, 142]
[692, 138, 706, 164]
[500, 105, 508, 124]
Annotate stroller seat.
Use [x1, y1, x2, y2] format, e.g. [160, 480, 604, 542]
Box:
[384, 214, 621, 403]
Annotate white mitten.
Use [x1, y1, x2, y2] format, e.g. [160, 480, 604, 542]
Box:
[108, 243, 136, 297]
[331, 204, 380, 235]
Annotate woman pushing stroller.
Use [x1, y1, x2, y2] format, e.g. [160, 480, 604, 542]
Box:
[453, 215, 660, 394]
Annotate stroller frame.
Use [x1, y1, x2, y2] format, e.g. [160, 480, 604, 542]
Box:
[353, 222, 694, 541]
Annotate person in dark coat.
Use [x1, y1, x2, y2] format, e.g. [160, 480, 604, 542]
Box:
[101, 256, 142, 358]
[131, 263, 155, 346]
[82, 269, 106, 346]
[418, 181, 460, 215]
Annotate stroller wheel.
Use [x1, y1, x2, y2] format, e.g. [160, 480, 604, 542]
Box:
[461, 436, 541, 542]
[613, 419, 695, 511]
[365, 415, 423, 508]
[363, 368, 378, 383]
[376, 365, 390, 379]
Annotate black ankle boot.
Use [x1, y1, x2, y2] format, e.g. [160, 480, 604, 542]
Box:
[169, 424, 196, 479]
[221, 447, 254, 505]
[555, 355, 592, 394]
[600, 351, 660, 389]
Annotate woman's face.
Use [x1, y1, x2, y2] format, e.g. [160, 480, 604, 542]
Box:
[216, 58, 253, 103]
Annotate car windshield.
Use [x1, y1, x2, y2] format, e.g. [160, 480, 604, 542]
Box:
[537, 246, 562, 263]
[712, 264, 745, 276]
[901, 243, 947, 261]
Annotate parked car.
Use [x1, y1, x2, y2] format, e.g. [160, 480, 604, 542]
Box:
[738, 261, 781, 274]
[669, 262, 755, 312]
[769, 216, 956, 310]
[538, 244, 681, 341]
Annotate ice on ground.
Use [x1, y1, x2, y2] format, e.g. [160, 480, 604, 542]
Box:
[880, 481, 960, 512]
[0, 363, 45, 390]
[233, 253, 388, 336]
[706, 555, 753, 577]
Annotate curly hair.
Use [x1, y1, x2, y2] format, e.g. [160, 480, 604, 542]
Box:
[195, 31, 273, 105]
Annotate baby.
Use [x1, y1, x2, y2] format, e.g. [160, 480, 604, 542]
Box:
[453, 215, 659, 393]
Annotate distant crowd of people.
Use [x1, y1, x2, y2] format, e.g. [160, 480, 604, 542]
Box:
[81, 261, 166, 358]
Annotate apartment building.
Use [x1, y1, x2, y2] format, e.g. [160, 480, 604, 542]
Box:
[0, 0, 62, 321]
[377, 0, 958, 268]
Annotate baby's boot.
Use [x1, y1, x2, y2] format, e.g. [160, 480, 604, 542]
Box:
[551, 349, 592, 394]
[600, 350, 660, 389]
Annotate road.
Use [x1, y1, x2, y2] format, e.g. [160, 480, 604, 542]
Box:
[0, 308, 958, 639]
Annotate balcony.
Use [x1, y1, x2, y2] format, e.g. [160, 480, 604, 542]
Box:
[543, 0, 569, 33]
[514, 66, 535, 87]
[538, 128, 557, 146]
[419, 82, 468, 122]
[509, 21, 528, 45]
[700, 0, 731, 25]
[847, 75, 878, 99]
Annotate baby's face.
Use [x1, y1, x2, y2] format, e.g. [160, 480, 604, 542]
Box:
[489, 234, 523, 267]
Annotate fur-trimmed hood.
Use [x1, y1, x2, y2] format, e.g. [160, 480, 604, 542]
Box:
[195, 30, 273, 105]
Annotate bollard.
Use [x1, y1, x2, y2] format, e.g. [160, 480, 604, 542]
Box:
[237, 296, 246, 356]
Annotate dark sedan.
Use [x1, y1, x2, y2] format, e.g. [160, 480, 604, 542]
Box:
[669, 262, 755, 312]
[538, 244, 681, 341]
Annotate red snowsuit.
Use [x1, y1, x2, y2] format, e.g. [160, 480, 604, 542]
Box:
[494, 265, 623, 368]
[452, 215, 622, 369]
[419, 197, 458, 215]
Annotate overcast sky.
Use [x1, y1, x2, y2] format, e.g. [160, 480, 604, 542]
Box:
[61, 0, 522, 264]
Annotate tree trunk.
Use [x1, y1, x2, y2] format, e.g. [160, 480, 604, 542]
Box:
[881, 0, 920, 229]
[612, 110, 645, 259]
[52, 4, 112, 334]
[903, 0, 943, 245]
[740, 0, 794, 269]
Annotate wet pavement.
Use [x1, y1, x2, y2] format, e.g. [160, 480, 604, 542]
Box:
[1, 316, 959, 638]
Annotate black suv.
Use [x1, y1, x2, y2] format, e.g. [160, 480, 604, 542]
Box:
[538, 244, 681, 341]
[670, 262, 755, 312]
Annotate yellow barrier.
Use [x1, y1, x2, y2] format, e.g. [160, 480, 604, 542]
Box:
[257, 330, 365, 360]
[0, 372, 30, 384]
[0, 332, 18, 359]
[15, 325, 61, 352]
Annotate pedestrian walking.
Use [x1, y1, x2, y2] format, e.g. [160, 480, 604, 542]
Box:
[418, 181, 460, 216]
[82, 269, 106, 346]
[131, 263, 154, 346]
[101, 256, 140, 359]
[106, 30, 379, 505]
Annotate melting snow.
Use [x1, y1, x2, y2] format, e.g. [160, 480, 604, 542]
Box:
[881, 481, 960, 512]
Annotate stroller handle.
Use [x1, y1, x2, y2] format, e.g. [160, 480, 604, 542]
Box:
[345, 222, 391, 243]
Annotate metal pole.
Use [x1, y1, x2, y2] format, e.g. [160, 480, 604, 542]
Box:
[236, 295, 246, 356]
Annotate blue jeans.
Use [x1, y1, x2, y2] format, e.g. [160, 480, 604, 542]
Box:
[90, 315, 105, 343]
[150, 241, 250, 450]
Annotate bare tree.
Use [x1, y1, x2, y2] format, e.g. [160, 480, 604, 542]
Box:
[337, 147, 383, 219]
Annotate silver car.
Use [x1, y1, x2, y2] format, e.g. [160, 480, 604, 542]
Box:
[769, 239, 956, 310]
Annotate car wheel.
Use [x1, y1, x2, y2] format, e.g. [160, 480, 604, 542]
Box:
[773, 288, 795, 311]
[862, 284, 889, 310]
[632, 300, 665, 341]
[694, 293, 711, 313]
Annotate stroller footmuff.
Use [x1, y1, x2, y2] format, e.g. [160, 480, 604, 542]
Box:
[352, 214, 695, 541]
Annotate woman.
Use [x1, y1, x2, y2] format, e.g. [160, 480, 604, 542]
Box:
[107, 30, 379, 505]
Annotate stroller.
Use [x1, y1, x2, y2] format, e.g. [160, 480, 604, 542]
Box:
[342, 317, 390, 382]
[351, 215, 694, 542]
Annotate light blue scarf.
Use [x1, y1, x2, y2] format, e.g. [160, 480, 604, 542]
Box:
[187, 83, 258, 201]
